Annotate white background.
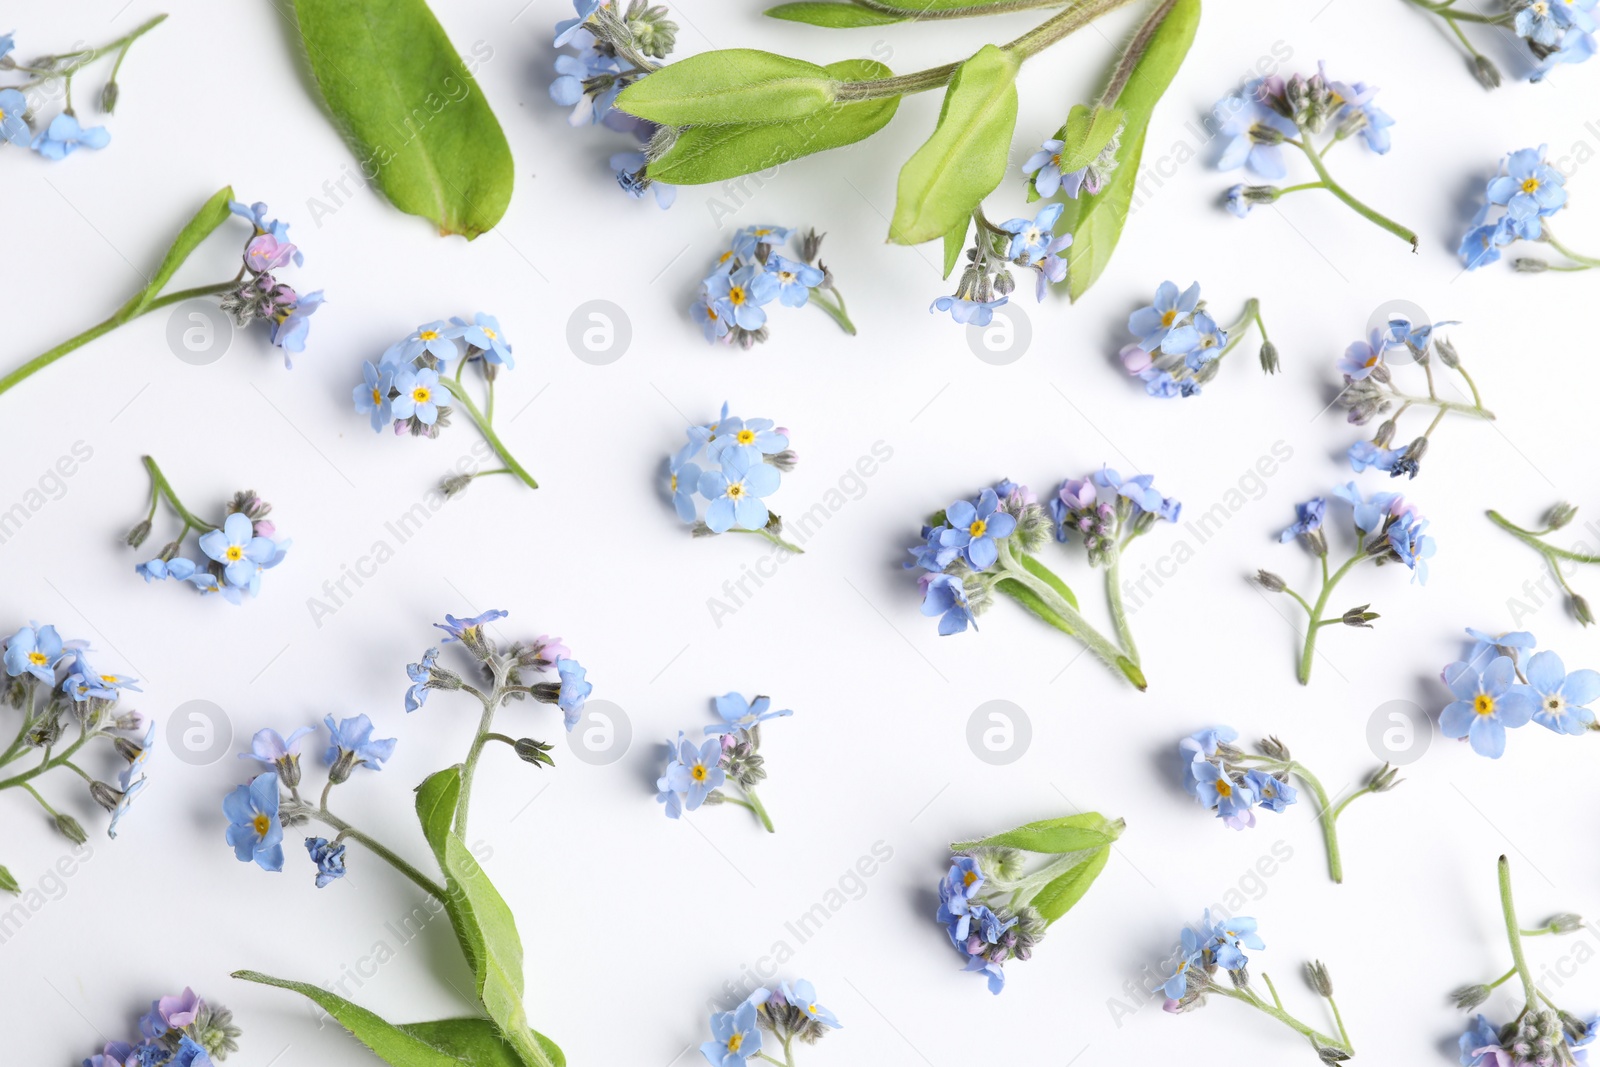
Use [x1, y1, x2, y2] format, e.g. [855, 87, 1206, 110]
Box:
[4, 0, 1600, 1064]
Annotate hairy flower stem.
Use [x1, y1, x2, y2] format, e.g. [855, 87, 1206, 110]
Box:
[451, 361, 538, 489]
[848, 0, 1069, 19]
[722, 786, 776, 833]
[142, 455, 217, 533]
[10, 14, 167, 94]
[0, 282, 236, 401]
[0, 731, 88, 794]
[1292, 138, 1418, 250]
[453, 663, 511, 839]
[1499, 856, 1541, 1008]
[1208, 980, 1351, 1056]
[992, 541, 1147, 689]
[808, 288, 857, 335]
[727, 527, 806, 554]
[1488, 509, 1598, 623]
[1541, 229, 1600, 268]
[1238, 756, 1374, 883]
[310, 806, 447, 902]
[1293, 552, 1364, 685]
[832, 0, 1140, 101]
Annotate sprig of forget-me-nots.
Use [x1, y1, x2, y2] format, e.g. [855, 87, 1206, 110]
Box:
[1216, 68, 1417, 249]
[0, 18, 165, 161]
[931, 202, 1072, 327]
[1337, 316, 1495, 478]
[1401, 0, 1595, 87]
[1439, 627, 1600, 758]
[692, 226, 854, 345]
[128, 458, 290, 604]
[669, 402, 802, 553]
[699, 980, 840, 1067]
[1160, 913, 1353, 1062]
[78, 987, 243, 1067]
[352, 312, 539, 493]
[1257, 484, 1436, 684]
[1179, 726, 1398, 884]
[1, 620, 149, 888]
[910, 476, 1181, 689]
[936, 813, 1122, 994]
[1117, 280, 1277, 399]
[1489, 503, 1600, 625]
[1453, 857, 1596, 1067]
[1461, 145, 1600, 272]
[656, 693, 791, 832]
[548, 0, 681, 207]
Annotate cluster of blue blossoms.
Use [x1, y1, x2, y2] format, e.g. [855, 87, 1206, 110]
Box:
[3, 621, 149, 839]
[134, 489, 290, 604]
[352, 313, 511, 437]
[548, 0, 680, 208]
[936, 854, 1049, 994]
[80, 988, 242, 1067]
[657, 693, 790, 830]
[1180, 727, 1297, 830]
[1117, 281, 1276, 398]
[1157, 911, 1266, 1006]
[700, 981, 840, 1067]
[1459, 1012, 1597, 1067]
[1440, 628, 1600, 759]
[932, 203, 1071, 327]
[691, 226, 850, 346]
[668, 402, 796, 536]
[1460, 146, 1569, 269]
[0, 24, 163, 162]
[1279, 484, 1437, 583]
[218, 201, 322, 364]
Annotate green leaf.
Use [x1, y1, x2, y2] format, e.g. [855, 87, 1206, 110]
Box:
[941, 215, 969, 279]
[415, 768, 480, 973]
[1016, 552, 1077, 610]
[890, 44, 1018, 245]
[0, 864, 17, 895]
[1060, 0, 1199, 300]
[952, 813, 1123, 855]
[121, 186, 234, 318]
[232, 972, 466, 1067]
[648, 60, 899, 186]
[765, 2, 907, 25]
[1054, 103, 1125, 174]
[291, 0, 513, 239]
[401, 1018, 565, 1067]
[616, 49, 838, 127]
[1029, 846, 1111, 923]
[994, 579, 1077, 638]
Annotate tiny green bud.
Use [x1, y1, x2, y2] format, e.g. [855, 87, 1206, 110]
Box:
[1255, 569, 1287, 593]
[513, 738, 556, 768]
[101, 81, 120, 113]
[1259, 340, 1279, 374]
[1373, 420, 1397, 448]
[440, 473, 472, 498]
[1258, 735, 1291, 762]
[1545, 912, 1584, 934]
[1343, 604, 1379, 628]
[1573, 594, 1595, 627]
[55, 813, 88, 844]
[1435, 336, 1461, 369]
[1452, 984, 1491, 1010]
[1367, 762, 1402, 792]
[1545, 502, 1578, 530]
[1305, 960, 1334, 997]
[125, 519, 152, 548]
[1513, 257, 1550, 273]
[1470, 54, 1502, 89]
[1248, 122, 1285, 146]
[1317, 1046, 1352, 1064]
[328, 747, 358, 785]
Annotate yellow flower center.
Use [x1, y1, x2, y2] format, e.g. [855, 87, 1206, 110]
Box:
[1521, 177, 1541, 194]
[968, 519, 987, 538]
[727, 483, 747, 500]
[252, 813, 271, 836]
[670, 474, 679, 492]
[225, 545, 245, 562]
[736, 429, 757, 445]
[727, 1035, 743, 1053]
[419, 329, 439, 341]
[808, 1004, 818, 1015]
[718, 250, 735, 264]
[778, 271, 795, 284]
[483, 328, 497, 339]
[1474, 693, 1496, 716]
[706, 306, 720, 321]
[28, 651, 48, 666]
[691, 763, 708, 782]
[728, 286, 747, 306]
[100, 674, 118, 684]
[1161, 309, 1178, 327]
[1215, 779, 1233, 797]
[371, 388, 383, 404]
[1050, 153, 1062, 167]
[962, 870, 978, 887]
[413, 386, 432, 404]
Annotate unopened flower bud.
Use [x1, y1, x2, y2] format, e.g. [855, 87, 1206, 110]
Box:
[1317, 1046, 1352, 1064]
[101, 81, 120, 113]
[1452, 983, 1492, 1011]
[54, 813, 88, 844]
[1367, 762, 1402, 792]
[1300, 528, 1329, 558]
[513, 738, 556, 768]
[1258, 735, 1291, 761]
[125, 519, 152, 548]
[1471, 54, 1503, 89]
[1435, 336, 1460, 368]
[328, 747, 359, 785]
[1572, 594, 1594, 627]
[1255, 569, 1287, 593]
[1259, 340, 1279, 374]
[993, 270, 1016, 296]
[1368, 362, 1391, 385]
[1305, 960, 1334, 997]
[1342, 605, 1379, 628]
[1545, 913, 1584, 934]
[800, 227, 825, 262]
[1513, 257, 1550, 273]
[441, 474, 473, 498]
[1545, 502, 1578, 530]
[1373, 420, 1397, 448]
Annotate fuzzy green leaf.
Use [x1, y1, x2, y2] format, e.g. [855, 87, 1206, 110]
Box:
[401, 1018, 565, 1067]
[648, 60, 899, 185]
[942, 215, 970, 279]
[1016, 552, 1078, 610]
[1054, 103, 1124, 174]
[890, 44, 1018, 245]
[765, 2, 907, 25]
[1060, 0, 1199, 300]
[951, 813, 1123, 855]
[616, 49, 837, 127]
[1030, 846, 1111, 923]
[415, 767, 479, 973]
[121, 186, 235, 318]
[291, 0, 513, 239]
[994, 579, 1077, 638]
[232, 972, 467, 1067]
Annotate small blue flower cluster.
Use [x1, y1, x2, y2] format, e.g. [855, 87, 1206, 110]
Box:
[657, 693, 790, 824]
[0, 24, 164, 162]
[410, 611, 589, 729]
[1516, 0, 1597, 79]
[668, 403, 795, 534]
[1460, 146, 1568, 269]
[691, 226, 847, 346]
[936, 855, 1040, 994]
[1179, 726, 1297, 830]
[1459, 1010, 1598, 1067]
[1117, 281, 1232, 398]
[353, 313, 511, 436]
[1286, 484, 1437, 583]
[219, 201, 323, 364]
[1440, 628, 1600, 759]
[80, 987, 242, 1067]
[135, 490, 290, 605]
[932, 204, 1071, 327]
[548, 0, 680, 208]
[1158, 911, 1266, 1004]
[1022, 130, 1120, 201]
[700, 981, 840, 1067]
[3, 621, 149, 839]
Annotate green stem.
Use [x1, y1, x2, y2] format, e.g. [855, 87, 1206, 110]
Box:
[1106, 547, 1139, 666]
[1208, 982, 1349, 1054]
[1293, 138, 1418, 250]
[1387, 390, 1494, 419]
[1542, 228, 1600, 268]
[453, 683, 502, 839]
[0, 734, 88, 793]
[313, 808, 447, 902]
[808, 289, 856, 335]
[993, 542, 1145, 689]
[1499, 856, 1539, 1007]
[1294, 764, 1344, 884]
[142, 456, 218, 532]
[448, 368, 539, 490]
[1297, 553, 1365, 686]
[1488, 510, 1600, 564]
[726, 526, 806, 554]
[848, 0, 1069, 19]
[739, 785, 775, 833]
[18, 782, 62, 819]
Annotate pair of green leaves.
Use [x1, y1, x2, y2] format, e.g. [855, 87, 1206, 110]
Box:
[954, 812, 1124, 923]
[615, 50, 901, 185]
[290, 0, 513, 239]
[237, 766, 562, 1067]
